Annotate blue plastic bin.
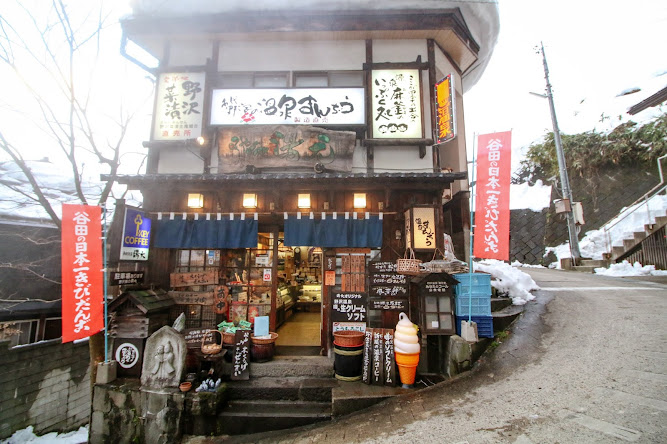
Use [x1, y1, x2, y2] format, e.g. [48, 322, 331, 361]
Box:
[455, 315, 494, 338]
[453, 272, 492, 297]
[455, 294, 492, 316]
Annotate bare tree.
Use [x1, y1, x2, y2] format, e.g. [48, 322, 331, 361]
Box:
[0, 0, 150, 229]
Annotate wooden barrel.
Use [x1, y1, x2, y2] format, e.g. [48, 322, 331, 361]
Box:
[333, 343, 363, 381]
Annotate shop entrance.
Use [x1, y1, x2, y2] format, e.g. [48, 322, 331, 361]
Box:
[275, 244, 322, 355]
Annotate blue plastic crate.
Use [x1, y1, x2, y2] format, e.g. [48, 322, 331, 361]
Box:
[455, 294, 492, 316]
[453, 273, 492, 297]
[455, 315, 494, 338]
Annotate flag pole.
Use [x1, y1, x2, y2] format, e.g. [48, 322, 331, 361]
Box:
[468, 133, 478, 322]
[103, 205, 109, 363]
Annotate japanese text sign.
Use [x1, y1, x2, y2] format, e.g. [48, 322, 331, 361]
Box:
[120, 207, 151, 261]
[434, 74, 456, 144]
[331, 292, 368, 323]
[153, 72, 206, 141]
[61, 204, 104, 342]
[405, 206, 437, 251]
[371, 69, 423, 139]
[473, 131, 512, 260]
[210, 88, 365, 125]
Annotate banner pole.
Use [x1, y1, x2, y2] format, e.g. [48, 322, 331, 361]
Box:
[103, 205, 109, 363]
[468, 133, 478, 322]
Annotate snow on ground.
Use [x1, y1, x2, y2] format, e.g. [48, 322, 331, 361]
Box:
[0, 425, 88, 444]
[474, 259, 539, 305]
[546, 193, 667, 274]
[595, 261, 667, 277]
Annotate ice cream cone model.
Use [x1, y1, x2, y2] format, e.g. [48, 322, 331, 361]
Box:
[394, 312, 420, 387]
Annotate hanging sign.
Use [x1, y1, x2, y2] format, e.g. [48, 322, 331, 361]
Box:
[110, 271, 145, 286]
[404, 206, 437, 251]
[153, 72, 206, 141]
[61, 204, 104, 343]
[473, 131, 512, 260]
[434, 74, 456, 144]
[371, 69, 423, 139]
[170, 270, 218, 287]
[169, 291, 215, 305]
[368, 261, 398, 273]
[120, 207, 151, 261]
[210, 88, 364, 126]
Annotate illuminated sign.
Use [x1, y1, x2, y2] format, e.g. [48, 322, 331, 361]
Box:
[435, 74, 456, 144]
[120, 207, 151, 261]
[404, 206, 437, 251]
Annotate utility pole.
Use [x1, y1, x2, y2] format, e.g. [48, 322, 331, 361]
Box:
[538, 42, 582, 262]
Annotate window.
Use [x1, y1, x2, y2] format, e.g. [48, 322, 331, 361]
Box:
[0, 320, 38, 347]
[293, 71, 364, 87]
[171, 249, 221, 328]
[217, 72, 290, 88]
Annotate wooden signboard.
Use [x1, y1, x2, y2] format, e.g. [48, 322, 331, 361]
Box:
[324, 270, 336, 286]
[170, 270, 218, 288]
[371, 329, 384, 386]
[214, 285, 230, 314]
[183, 328, 209, 349]
[331, 292, 367, 323]
[113, 338, 144, 378]
[370, 299, 408, 311]
[110, 271, 145, 286]
[325, 255, 336, 272]
[368, 261, 397, 273]
[424, 280, 451, 294]
[383, 329, 396, 386]
[369, 285, 409, 298]
[231, 330, 251, 380]
[370, 273, 407, 286]
[170, 291, 215, 306]
[362, 329, 373, 384]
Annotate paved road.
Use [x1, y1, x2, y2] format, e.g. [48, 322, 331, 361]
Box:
[207, 268, 667, 444]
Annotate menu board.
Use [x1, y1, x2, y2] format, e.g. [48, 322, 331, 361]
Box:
[183, 327, 209, 349]
[368, 261, 409, 314]
[370, 273, 407, 286]
[362, 329, 373, 384]
[368, 261, 398, 273]
[383, 329, 396, 386]
[331, 292, 367, 323]
[371, 329, 384, 386]
[370, 299, 408, 311]
[231, 330, 251, 380]
[369, 286, 409, 297]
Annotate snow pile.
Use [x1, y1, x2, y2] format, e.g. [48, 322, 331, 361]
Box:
[510, 180, 552, 211]
[546, 193, 667, 273]
[474, 259, 539, 305]
[594, 260, 667, 277]
[0, 425, 88, 444]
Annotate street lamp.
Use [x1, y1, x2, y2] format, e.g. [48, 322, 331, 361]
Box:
[536, 42, 582, 263]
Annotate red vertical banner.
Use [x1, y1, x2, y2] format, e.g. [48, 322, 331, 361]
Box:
[473, 131, 512, 260]
[61, 204, 104, 342]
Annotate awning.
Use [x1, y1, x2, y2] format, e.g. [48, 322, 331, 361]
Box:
[284, 215, 382, 248]
[153, 216, 258, 249]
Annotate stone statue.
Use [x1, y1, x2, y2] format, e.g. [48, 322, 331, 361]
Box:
[141, 326, 186, 389]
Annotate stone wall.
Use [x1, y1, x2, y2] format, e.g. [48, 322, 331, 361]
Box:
[0, 339, 90, 439]
[509, 209, 548, 265]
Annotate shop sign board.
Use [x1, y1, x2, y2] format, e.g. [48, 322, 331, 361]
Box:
[331, 292, 367, 323]
[170, 270, 218, 288]
[113, 339, 143, 377]
[153, 72, 205, 141]
[369, 285, 408, 297]
[183, 327, 209, 349]
[110, 271, 145, 286]
[369, 299, 408, 311]
[404, 206, 437, 251]
[170, 291, 215, 306]
[120, 207, 151, 261]
[324, 270, 336, 286]
[231, 330, 251, 380]
[332, 322, 366, 333]
[210, 88, 365, 126]
[362, 328, 396, 386]
[424, 280, 450, 294]
[368, 261, 397, 273]
[434, 74, 456, 144]
[370, 273, 407, 286]
[371, 69, 423, 139]
[217, 125, 356, 173]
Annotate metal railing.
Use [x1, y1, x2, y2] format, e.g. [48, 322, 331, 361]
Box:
[603, 154, 667, 255]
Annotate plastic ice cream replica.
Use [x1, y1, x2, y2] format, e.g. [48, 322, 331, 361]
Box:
[394, 312, 420, 387]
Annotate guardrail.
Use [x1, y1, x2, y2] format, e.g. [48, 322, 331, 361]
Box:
[603, 154, 667, 255]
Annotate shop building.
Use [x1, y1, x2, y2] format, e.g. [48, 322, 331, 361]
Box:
[112, 1, 500, 361]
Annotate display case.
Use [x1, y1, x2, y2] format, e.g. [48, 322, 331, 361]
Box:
[296, 283, 322, 313]
[276, 285, 295, 327]
[223, 248, 273, 325]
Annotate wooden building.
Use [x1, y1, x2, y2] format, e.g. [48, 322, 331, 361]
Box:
[111, 1, 500, 358]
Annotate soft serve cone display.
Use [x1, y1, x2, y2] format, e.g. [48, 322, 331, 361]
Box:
[394, 312, 420, 386]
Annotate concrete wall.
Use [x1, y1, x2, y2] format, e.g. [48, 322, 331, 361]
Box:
[0, 339, 90, 440]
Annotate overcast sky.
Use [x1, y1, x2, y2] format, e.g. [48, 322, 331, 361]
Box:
[463, 0, 667, 174]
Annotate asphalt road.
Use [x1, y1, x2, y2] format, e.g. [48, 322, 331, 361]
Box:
[210, 268, 667, 444]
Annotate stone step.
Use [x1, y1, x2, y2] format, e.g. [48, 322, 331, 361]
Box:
[656, 215, 667, 227]
[492, 305, 523, 332]
[218, 400, 331, 435]
[224, 376, 336, 402]
[634, 231, 647, 243]
[612, 245, 625, 260]
[220, 355, 334, 379]
[491, 297, 512, 312]
[579, 259, 608, 268]
[572, 265, 596, 273]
